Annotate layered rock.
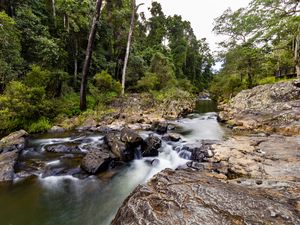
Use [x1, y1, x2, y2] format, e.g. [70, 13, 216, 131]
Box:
[219, 81, 300, 135]
[111, 169, 300, 225]
[0, 130, 28, 182]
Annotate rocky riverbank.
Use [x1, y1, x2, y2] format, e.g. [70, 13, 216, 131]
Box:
[111, 81, 300, 224]
[218, 80, 300, 135]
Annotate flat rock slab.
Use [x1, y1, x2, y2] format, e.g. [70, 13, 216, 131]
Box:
[111, 169, 300, 225]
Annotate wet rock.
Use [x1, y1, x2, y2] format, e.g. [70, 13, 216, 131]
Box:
[162, 133, 181, 142]
[45, 144, 81, 153]
[0, 130, 27, 153]
[48, 126, 65, 133]
[0, 150, 19, 182]
[141, 135, 162, 157]
[81, 146, 113, 174]
[145, 159, 160, 167]
[104, 133, 134, 162]
[151, 121, 168, 134]
[120, 128, 143, 146]
[111, 169, 300, 225]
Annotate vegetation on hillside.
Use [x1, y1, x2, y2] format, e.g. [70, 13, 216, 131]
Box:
[210, 0, 300, 102]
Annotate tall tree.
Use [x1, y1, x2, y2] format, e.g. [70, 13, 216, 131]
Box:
[80, 0, 103, 110]
[121, 0, 143, 95]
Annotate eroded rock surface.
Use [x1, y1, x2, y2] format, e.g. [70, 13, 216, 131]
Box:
[111, 169, 300, 225]
[219, 81, 300, 135]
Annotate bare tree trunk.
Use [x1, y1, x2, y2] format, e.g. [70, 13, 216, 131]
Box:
[294, 33, 300, 80]
[51, 0, 56, 18]
[121, 0, 136, 96]
[80, 0, 103, 111]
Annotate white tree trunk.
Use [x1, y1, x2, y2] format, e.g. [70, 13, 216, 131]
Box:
[121, 0, 136, 96]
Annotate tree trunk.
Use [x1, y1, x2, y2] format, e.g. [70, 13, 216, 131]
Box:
[80, 0, 103, 111]
[294, 33, 300, 80]
[121, 0, 136, 96]
[51, 0, 56, 20]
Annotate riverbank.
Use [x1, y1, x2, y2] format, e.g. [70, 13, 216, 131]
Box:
[112, 80, 300, 224]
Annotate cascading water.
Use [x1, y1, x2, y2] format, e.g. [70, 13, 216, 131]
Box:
[0, 100, 225, 225]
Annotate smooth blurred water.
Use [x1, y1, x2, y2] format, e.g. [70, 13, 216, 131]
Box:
[0, 100, 224, 225]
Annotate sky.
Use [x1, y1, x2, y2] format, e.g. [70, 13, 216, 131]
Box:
[137, 0, 251, 54]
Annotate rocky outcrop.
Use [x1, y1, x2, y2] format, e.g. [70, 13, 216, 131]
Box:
[81, 145, 114, 174]
[219, 81, 300, 135]
[0, 130, 27, 153]
[111, 169, 300, 225]
[141, 135, 162, 157]
[0, 130, 28, 182]
[207, 135, 300, 180]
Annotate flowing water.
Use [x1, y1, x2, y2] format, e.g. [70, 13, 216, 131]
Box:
[0, 100, 225, 225]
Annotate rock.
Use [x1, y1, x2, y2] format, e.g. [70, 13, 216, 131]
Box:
[151, 121, 168, 134]
[144, 159, 160, 167]
[111, 169, 300, 225]
[162, 133, 181, 142]
[120, 128, 143, 146]
[45, 144, 81, 153]
[0, 130, 27, 153]
[219, 81, 300, 135]
[186, 161, 204, 170]
[76, 119, 98, 131]
[0, 150, 19, 182]
[104, 133, 134, 162]
[141, 135, 162, 157]
[81, 146, 113, 174]
[48, 126, 65, 133]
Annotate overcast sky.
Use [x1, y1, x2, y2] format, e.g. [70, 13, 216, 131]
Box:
[137, 0, 251, 53]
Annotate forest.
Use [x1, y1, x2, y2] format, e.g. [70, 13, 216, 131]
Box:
[0, 0, 213, 134]
[0, 0, 299, 134]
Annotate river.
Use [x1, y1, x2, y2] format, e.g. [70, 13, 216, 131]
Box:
[0, 100, 225, 225]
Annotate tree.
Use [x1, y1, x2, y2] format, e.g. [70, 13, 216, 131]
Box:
[80, 0, 103, 111]
[121, 0, 144, 95]
[0, 11, 23, 92]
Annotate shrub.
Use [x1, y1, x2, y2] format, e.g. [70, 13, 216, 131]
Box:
[93, 70, 122, 94]
[136, 72, 159, 91]
[27, 117, 52, 133]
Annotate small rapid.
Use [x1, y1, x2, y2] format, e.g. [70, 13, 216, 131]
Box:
[0, 100, 225, 225]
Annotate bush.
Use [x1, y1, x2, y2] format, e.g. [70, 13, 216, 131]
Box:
[136, 72, 159, 91]
[93, 70, 122, 94]
[27, 117, 52, 133]
[176, 79, 198, 93]
[209, 74, 245, 102]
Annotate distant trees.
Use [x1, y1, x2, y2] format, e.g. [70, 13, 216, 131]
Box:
[211, 0, 300, 101]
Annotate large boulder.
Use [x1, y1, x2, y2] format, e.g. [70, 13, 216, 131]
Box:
[111, 169, 300, 225]
[104, 133, 134, 162]
[48, 126, 65, 133]
[120, 128, 143, 146]
[141, 135, 162, 157]
[151, 121, 168, 134]
[81, 146, 113, 174]
[0, 130, 27, 153]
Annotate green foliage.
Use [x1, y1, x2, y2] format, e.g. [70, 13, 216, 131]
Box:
[93, 70, 122, 94]
[152, 86, 194, 103]
[209, 74, 246, 102]
[150, 52, 176, 89]
[136, 72, 159, 91]
[0, 12, 23, 90]
[27, 117, 52, 133]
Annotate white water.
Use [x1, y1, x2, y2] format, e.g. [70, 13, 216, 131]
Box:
[1, 110, 225, 225]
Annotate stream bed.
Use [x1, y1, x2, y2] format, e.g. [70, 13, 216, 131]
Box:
[0, 100, 225, 225]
